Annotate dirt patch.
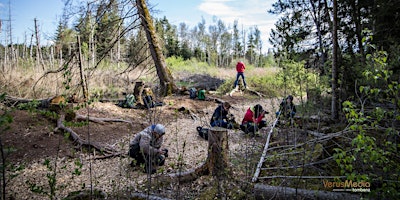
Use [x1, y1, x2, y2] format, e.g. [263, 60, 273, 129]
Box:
[2, 92, 281, 199]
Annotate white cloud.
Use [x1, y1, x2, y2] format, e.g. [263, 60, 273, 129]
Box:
[197, 0, 277, 51]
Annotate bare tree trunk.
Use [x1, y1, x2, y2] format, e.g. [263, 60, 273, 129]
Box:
[34, 18, 44, 70]
[77, 36, 88, 100]
[29, 34, 33, 60]
[136, 0, 177, 96]
[331, 0, 339, 120]
[8, 0, 15, 64]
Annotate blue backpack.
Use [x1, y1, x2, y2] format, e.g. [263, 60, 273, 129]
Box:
[189, 88, 197, 99]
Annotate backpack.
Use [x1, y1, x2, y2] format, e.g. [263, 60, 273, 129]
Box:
[196, 126, 209, 140]
[197, 89, 206, 100]
[118, 94, 136, 108]
[143, 95, 154, 109]
[189, 88, 197, 99]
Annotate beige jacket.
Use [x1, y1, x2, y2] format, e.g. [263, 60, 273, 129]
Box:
[130, 126, 163, 156]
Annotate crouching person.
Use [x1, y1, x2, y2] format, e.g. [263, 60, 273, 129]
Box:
[240, 104, 268, 136]
[128, 124, 168, 174]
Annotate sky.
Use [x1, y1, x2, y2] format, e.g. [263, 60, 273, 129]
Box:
[0, 0, 278, 51]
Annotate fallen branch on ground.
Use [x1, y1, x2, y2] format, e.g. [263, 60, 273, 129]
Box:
[75, 114, 134, 128]
[55, 114, 123, 158]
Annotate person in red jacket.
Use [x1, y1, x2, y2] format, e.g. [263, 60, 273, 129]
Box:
[234, 60, 247, 89]
[240, 104, 268, 135]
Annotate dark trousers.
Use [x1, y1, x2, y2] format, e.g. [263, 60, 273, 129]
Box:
[211, 120, 233, 129]
[128, 144, 166, 172]
[234, 72, 247, 88]
[240, 120, 267, 134]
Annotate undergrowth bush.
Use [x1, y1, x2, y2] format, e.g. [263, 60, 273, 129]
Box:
[334, 47, 400, 199]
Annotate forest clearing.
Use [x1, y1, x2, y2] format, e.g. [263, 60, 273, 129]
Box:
[1, 0, 399, 199]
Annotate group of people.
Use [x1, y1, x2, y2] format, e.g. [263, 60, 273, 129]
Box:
[127, 59, 297, 174]
[210, 95, 297, 135]
[128, 95, 297, 174]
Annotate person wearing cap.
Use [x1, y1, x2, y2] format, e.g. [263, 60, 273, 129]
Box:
[276, 95, 296, 119]
[240, 104, 268, 136]
[234, 60, 247, 89]
[128, 124, 168, 174]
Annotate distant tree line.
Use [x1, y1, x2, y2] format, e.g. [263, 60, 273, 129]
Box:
[0, 0, 272, 71]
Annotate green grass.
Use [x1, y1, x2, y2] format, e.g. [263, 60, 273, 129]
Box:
[166, 56, 220, 76]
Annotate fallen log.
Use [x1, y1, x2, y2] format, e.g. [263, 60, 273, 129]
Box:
[158, 163, 208, 183]
[2, 95, 54, 108]
[254, 184, 361, 200]
[55, 114, 121, 157]
[75, 114, 134, 128]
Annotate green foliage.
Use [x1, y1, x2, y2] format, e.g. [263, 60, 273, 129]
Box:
[17, 100, 41, 115]
[275, 59, 322, 97]
[248, 76, 280, 97]
[26, 159, 60, 200]
[72, 159, 83, 177]
[334, 48, 400, 199]
[0, 94, 13, 131]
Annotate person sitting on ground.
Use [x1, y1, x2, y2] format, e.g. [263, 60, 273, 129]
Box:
[276, 95, 296, 119]
[210, 102, 235, 129]
[128, 124, 168, 174]
[241, 104, 268, 135]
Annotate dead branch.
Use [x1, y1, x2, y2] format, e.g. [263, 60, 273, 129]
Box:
[157, 163, 209, 184]
[75, 114, 134, 128]
[32, 53, 76, 97]
[246, 88, 265, 97]
[55, 114, 120, 156]
[157, 127, 229, 183]
[261, 156, 334, 170]
[2, 95, 54, 108]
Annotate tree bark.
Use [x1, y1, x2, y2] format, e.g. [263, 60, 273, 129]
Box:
[133, 81, 145, 105]
[136, 0, 177, 96]
[207, 127, 230, 177]
[77, 35, 88, 100]
[158, 127, 231, 183]
[331, 0, 339, 120]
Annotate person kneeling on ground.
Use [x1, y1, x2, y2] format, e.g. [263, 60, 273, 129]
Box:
[240, 104, 268, 136]
[128, 124, 168, 174]
[276, 95, 296, 121]
[210, 102, 236, 129]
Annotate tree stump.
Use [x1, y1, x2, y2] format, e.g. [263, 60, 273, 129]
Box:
[133, 81, 145, 105]
[207, 127, 230, 178]
[158, 127, 231, 183]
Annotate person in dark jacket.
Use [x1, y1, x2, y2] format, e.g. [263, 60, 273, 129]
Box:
[234, 60, 247, 89]
[128, 124, 168, 174]
[276, 95, 296, 119]
[210, 102, 234, 129]
[240, 104, 268, 135]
